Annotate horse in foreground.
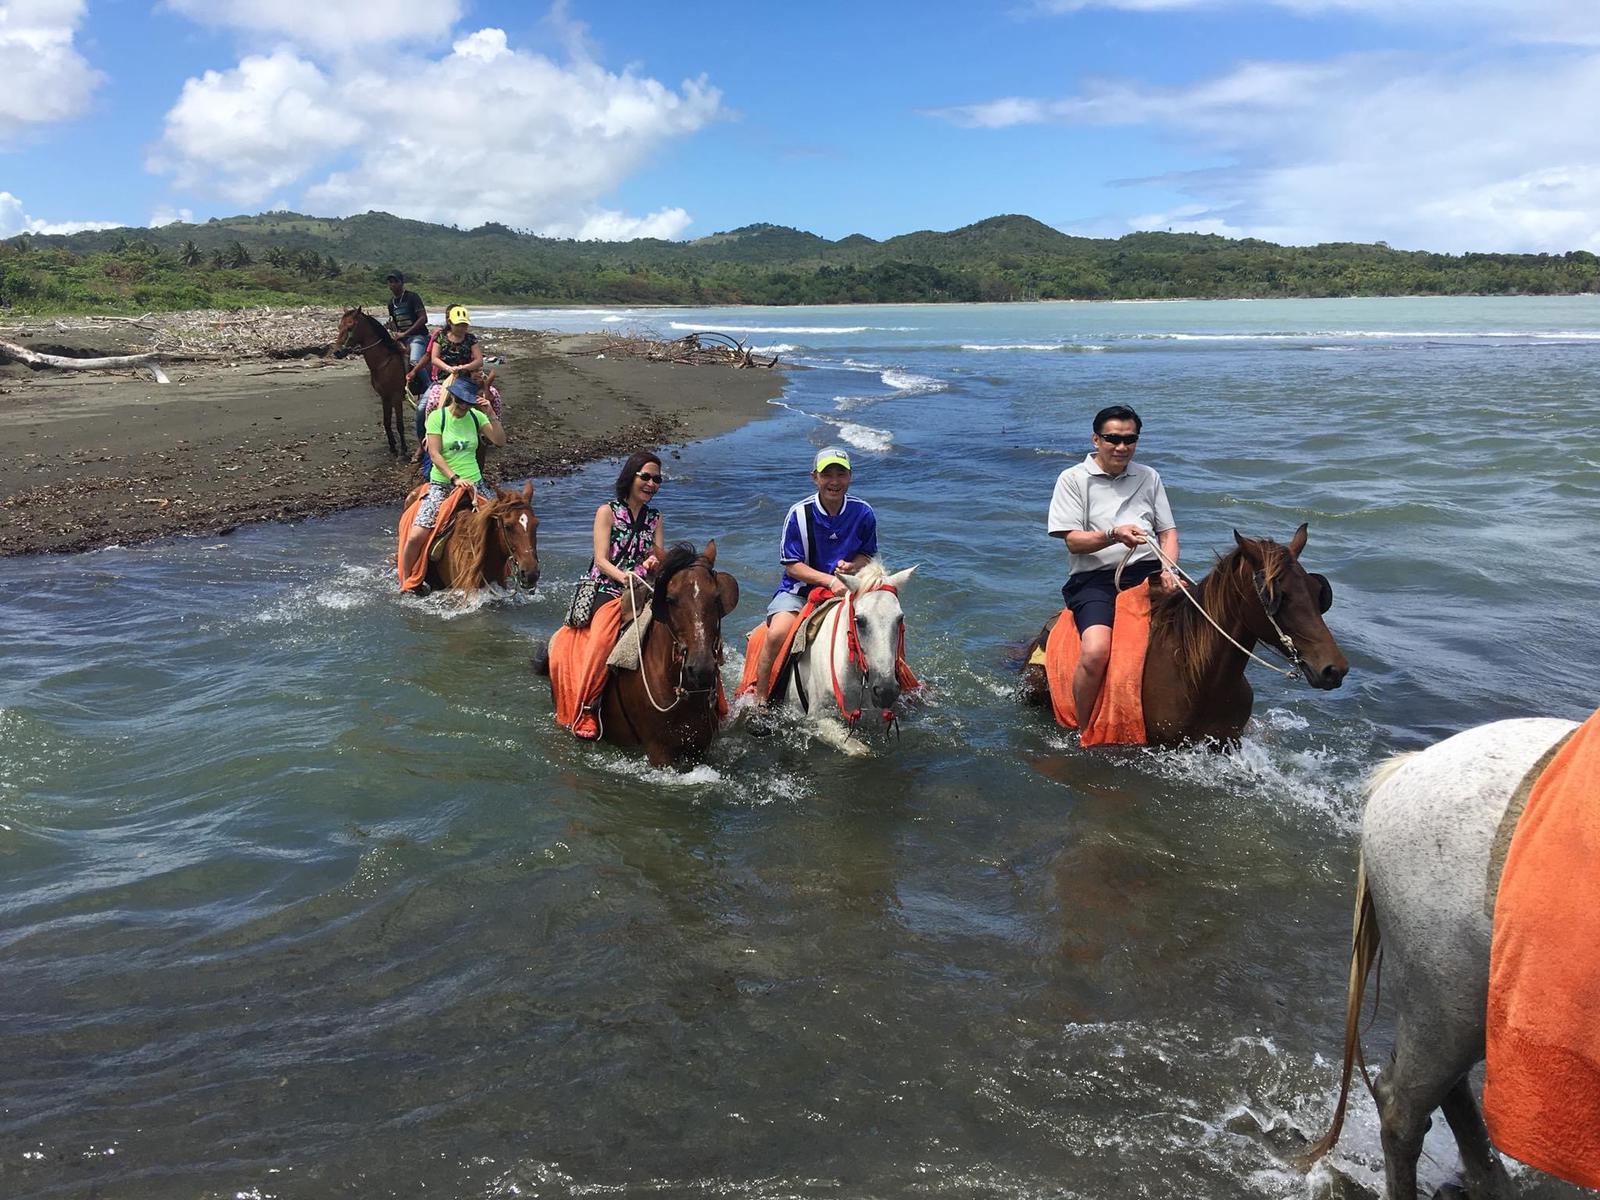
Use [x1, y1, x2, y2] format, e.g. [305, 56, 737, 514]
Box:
[1019, 524, 1347, 745]
[1305, 713, 1595, 1199]
[333, 308, 408, 455]
[750, 562, 918, 755]
[538, 542, 739, 769]
[402, 481, 539, 594]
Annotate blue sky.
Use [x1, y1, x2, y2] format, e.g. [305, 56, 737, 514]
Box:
[3, 1, 1599, 252]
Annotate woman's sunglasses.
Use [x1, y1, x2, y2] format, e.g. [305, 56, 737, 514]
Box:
[636, 472, 663, 484]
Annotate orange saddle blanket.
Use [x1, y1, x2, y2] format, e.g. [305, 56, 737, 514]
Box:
[395, 486, 471, 591]
[1485, 706, 1600, 1190]
[547, 597, 626, 730]
[1036, 582, 1152, 746]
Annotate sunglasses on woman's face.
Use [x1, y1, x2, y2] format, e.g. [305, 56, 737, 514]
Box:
[1098, 433, 1139, 446]
[635, 472, 663, 484]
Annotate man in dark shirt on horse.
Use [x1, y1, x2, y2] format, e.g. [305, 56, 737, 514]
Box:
[385, 271, 429, 383]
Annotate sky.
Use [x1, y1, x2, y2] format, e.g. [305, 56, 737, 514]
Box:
[2, 0, 1599, 253]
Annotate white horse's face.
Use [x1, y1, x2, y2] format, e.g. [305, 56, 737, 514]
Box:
[840, 565, 915, 711]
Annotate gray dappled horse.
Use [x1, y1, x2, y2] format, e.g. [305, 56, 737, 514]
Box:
[1307, 716, 1582, 1199]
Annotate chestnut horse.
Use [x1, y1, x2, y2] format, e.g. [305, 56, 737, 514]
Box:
[569, 540, 739, 768]
[406, 481, 540, 594]
[334, 308, 408, 455]
[1019, 524, 1348, 745]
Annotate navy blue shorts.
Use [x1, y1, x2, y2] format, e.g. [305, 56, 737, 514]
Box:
[1062, 562, 1160, 634]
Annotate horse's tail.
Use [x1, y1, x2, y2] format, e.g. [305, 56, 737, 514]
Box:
[1300, 853, 1382, 1167]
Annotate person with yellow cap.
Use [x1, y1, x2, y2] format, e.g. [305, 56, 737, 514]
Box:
[429, 304, 485, 408]
[751, 446, 878, 698]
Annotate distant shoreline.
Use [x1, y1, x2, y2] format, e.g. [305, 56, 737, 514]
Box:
[0, 316, 784, 557]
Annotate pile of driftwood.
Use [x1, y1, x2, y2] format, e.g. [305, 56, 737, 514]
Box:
[0, 306, 343, 370]
[572, 330, 780, 369]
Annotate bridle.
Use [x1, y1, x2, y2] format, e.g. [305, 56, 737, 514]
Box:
[624, 560, 725, 714]
[826, 584, 906, 734]
[335, 315, 398, 358]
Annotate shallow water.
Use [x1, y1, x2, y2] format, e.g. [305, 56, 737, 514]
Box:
[2, 297, 1596, 1198]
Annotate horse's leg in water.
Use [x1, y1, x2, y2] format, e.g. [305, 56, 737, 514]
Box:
[1017, 615, 1058, 707]
[1440, 1078, 1512, 1199]
[1373, 1009, 1471, 1200]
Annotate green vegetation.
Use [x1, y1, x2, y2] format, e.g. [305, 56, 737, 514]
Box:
[5, 211, 1599, 314]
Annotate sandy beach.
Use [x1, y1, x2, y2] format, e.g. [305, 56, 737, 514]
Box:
[0, 315, 784, 557]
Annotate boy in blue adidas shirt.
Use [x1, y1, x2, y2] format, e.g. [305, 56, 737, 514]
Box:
[752, 446, 878, 695]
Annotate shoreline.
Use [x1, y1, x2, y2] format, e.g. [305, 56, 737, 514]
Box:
[0, 316, 785, 558]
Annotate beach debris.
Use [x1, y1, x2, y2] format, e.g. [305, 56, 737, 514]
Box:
[566, 329, 781, 369]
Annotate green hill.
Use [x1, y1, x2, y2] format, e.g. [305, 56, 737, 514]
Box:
[4, 209, 1597, 313]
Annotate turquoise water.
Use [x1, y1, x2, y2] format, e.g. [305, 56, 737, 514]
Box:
[2, 298, 1595, 1198]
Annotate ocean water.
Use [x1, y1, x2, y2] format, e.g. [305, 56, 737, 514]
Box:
[2, 297, 1596, 1199]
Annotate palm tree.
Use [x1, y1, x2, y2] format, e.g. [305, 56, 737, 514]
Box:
[225, 240, 251, 268]
[178, 240, 202, 267]
[209, 248, 229, 269]
[265, 246, 289, 268]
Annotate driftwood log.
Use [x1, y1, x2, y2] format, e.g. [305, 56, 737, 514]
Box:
[0, 340, 161, 370]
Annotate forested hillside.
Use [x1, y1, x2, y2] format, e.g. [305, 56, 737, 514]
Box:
[5, 211, 1597, 313]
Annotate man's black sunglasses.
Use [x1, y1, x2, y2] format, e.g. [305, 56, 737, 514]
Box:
[1098, 433, 1139, 446]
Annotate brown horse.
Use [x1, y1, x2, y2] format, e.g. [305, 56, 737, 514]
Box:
[1020, 524, 1348, 745]
[406, 481, 540, 593]
[334, 308, 408, 456]
[533, 540, 738, 768]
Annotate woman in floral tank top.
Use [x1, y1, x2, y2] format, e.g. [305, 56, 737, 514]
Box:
[588, 450, 666, 598]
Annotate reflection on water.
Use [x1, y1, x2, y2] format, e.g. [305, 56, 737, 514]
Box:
[2, 298, 1596, 1198]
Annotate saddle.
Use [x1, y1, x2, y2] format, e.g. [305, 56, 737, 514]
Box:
[427, 512, 462, 562]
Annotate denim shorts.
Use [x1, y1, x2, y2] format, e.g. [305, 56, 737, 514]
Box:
[1062, 561, 1161, 633]
[765, 589, 808, 620]
[414, 480, 492, 529]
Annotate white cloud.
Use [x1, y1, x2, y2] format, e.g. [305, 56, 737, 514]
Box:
[159, 0, 463, 48]
[932, 52, 1600, 252]
[0, 0, 103, 140]
[150, 28, 723, 239]
[1028, 0, 1600, 43]
[0, 191, 119, 236]
[149, 206, 195, 227]
[148, 50, 358, 204]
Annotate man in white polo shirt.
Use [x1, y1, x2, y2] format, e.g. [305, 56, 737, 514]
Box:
[1047, 404, 1181, 725]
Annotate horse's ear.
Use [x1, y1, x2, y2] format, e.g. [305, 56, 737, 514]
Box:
[839, 571, 864, 594]
[715, 571, 739, 616]
[1288, 522, 1308, 559]
[702, 539, 717, 566]
[887, 565, 917, 590]
[519, 480, 533, 505]
[1233, 530, 1265, 566]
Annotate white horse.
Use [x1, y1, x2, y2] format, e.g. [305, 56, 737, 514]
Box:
[1307, 716, 1584, 1199]
[774, 561, 916, 755]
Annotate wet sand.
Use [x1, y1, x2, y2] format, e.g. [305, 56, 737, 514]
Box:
[0, 324, 784, 556]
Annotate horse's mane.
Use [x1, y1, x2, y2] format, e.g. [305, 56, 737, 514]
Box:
[450, 489, 530, 575]
[853, 558, 889, 589]
[651, 541, 703, 619]
[1152, 536, 1294, 694]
